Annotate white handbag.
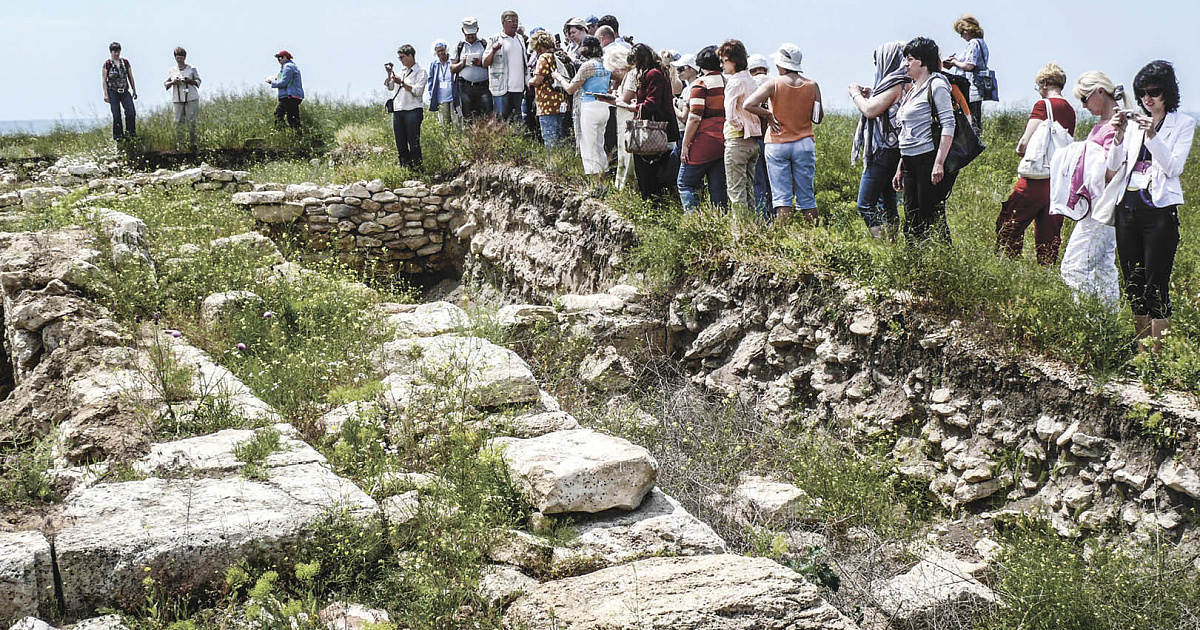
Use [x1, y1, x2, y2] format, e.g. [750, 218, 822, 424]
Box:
[1017, 99, 1073, 179]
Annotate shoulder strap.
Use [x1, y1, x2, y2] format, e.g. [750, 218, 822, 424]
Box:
[1042, 99, 1054, 125]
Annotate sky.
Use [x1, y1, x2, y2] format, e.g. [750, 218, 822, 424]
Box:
[3, 0, 1198, 122]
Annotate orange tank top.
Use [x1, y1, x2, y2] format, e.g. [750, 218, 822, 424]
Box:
[766, 77, 816, 144]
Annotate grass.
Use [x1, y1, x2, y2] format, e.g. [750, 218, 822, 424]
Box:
[983, 518, 1200, 630]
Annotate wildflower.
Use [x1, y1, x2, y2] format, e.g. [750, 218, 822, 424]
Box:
[237, 343, 247, 351]
[263, 311, 276, 319]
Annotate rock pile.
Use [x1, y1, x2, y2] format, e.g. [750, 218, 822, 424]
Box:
[231, 179, 467, 275]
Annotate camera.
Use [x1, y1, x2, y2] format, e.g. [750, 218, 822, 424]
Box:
[1121, 109, 1141, 119]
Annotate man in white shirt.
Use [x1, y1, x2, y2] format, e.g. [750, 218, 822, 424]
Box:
[483, 10, 527, 123]
[451, 17, 492, 121]
[164, 47, 201, 152]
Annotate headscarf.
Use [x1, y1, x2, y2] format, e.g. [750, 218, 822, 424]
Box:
[430, 39, 448, 57]
[851, 41, 911, 166]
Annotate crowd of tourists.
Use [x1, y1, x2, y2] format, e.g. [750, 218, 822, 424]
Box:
[100, 10, 1192, 353]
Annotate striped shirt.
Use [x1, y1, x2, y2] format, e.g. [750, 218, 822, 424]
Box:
[685, 71, 725, 165]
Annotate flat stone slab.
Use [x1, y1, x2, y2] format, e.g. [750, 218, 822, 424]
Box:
[0, 532, 54, 627]
[133, 424, 323, 476]
[489, 429, 657, 514]
[385, 301, 470, 338]
[55, 463, 376, 616]
[375, 335, 539, 408]
[555, 488, 726, 569]
[504, 554, 856, 629]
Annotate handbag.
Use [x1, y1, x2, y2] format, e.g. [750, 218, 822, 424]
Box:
[928, 74, 985, 175]
[626, 118, 670, 155]
[974, 69, 999, 102]
[1017, 99, 1073, 179]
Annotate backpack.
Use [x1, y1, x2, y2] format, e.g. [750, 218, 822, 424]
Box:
[927, 73, 986, 175]
[1017, 100, 1073, 179]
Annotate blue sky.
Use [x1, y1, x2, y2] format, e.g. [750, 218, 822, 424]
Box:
[3, 0, 1197, 121]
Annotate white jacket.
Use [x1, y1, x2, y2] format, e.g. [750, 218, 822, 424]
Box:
[1105, 111, 1196, 209]
[1050, 141, 1107, 221]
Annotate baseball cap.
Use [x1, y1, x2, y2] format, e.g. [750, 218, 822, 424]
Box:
[671, 53, 698, 70]
[747, 53, 769, 72]
[584, 15, 599, 26]
[564, 17, 586, 29]
[275, 50, 292, 59]
[461, 16, 479, 34]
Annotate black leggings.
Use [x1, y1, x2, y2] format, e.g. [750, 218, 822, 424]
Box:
[1116, 191, 1179, 318]
[901, 149, 958, 243]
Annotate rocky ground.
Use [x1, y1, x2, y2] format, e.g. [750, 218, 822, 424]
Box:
[2, 158, 1199, 630]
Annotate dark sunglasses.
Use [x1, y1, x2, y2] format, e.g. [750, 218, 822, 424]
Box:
[1140, 87, 1164, 99]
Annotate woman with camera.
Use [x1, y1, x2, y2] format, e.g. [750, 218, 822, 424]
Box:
[1108, 61, 1195, 351]
[385, 45, 429, 168]
[1058, 71, 1127, 308]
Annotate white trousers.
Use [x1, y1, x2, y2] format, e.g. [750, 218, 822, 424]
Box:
[580, 100, 610, 175]
[1060, 216, 1120, 309]
[614, 107, 636, 189]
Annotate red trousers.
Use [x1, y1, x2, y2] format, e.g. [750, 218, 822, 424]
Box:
[996, 177, 1064, 266]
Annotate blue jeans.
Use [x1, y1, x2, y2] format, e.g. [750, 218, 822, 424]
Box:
[107, 89, 136, 139]
[539, 113, 565, 150]
[678, 159, 728, 212]
[392, 108, 424, 166]
[753, 136, 772, 220]
[765, 138, 816, 209]
[856, 148, 901, 228]
[493, 91, 524, 123]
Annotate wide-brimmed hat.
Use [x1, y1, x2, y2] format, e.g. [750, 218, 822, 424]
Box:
[747, 53, 769, 72]
[564, 17, 586, 30]
[461, 16, 480, 34]
[772, 43, 803, 72]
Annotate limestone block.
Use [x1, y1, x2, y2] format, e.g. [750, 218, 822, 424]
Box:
[386, 301, 470, 338]
[1159, 460, 1200, 499]
[71, 615, 128, 630]
[342, 182, 371, 199]
[578, 345, 633, 392]
[358, 221, 384, 235]
[504, 554, 855, 630]
[19, 187, 69, 209]
[55, 464, 377, 615]
[0, 532, 54, 627]
[375, 335, 539, 407]
[165, 167, 203, 187]
[252, 202, 303, 224]
[730, 475, 820, 526]
[133, 424, 323, 476]
[495, 305, 556, 329]
[416, 243, 442, 256]
[489, 429, 658, 514]
[326, 204, 357, 218]
[555, 488, 726, 569]
[492, 410, 581, 438]
[872, 549, 996, 628]
[284, 183, 322, 200]
[558, 293, 624, 314]
[209, 232, 283, 263]
[381, 491, 420, 525]
[371, 191, 398, 203]
[231, 191, 284, 205]
[199, 290, 262, 326]
[479, 565, 537, 609]
[317, 602, 389, 630]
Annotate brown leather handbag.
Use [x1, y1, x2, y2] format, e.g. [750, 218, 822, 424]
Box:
[626, 118, 670, 155]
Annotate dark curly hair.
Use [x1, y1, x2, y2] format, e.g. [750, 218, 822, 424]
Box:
[717, 39, 748, 73]
[629, 43, 658, 72]
[1133, 60, 1181, 113]
[902, 37, 940, 73]
[578, 35, 603, 60]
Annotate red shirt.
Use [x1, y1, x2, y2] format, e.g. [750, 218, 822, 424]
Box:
[1031, 97, 1077, 136]
[685, 71, 725, 165]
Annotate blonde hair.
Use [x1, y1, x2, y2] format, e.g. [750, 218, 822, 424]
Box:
[1073, 71, 1129, 107]
[529, 30, 555, 54]
[602, 45, 630, 73]
[953, 14, 984, 39]
[1034, 63, 1066, 89]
